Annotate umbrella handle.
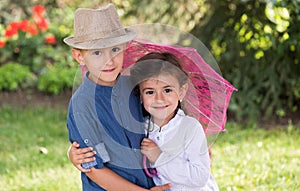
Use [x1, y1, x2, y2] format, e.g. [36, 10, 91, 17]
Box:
[143, 155, 157, 178]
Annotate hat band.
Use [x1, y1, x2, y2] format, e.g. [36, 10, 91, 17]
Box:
[74, 29, 127, 43]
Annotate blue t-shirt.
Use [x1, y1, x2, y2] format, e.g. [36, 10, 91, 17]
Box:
[67, 74, 154, 190]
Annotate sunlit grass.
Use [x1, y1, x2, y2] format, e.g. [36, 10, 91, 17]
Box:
[0, 106, 299, 190]
[211, 122, 300, 191]
[0, 106, 81, 191]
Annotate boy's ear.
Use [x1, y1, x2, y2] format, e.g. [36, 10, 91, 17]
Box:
[179, 83, 188, 101]
[72, 48, 84, 64]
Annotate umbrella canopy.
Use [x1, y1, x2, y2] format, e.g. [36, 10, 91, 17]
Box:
[123, 40, 237, 135]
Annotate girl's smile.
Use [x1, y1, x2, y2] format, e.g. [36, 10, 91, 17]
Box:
[139, 74, 187, 127]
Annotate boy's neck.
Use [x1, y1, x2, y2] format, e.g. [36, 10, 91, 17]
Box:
[87, 72, 118, 87]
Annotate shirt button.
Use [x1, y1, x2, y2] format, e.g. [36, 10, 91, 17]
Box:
[84, 139, 89, 144]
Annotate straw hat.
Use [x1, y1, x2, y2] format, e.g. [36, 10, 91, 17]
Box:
[63, 4, 136, 49]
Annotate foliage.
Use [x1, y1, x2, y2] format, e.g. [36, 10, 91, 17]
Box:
[120, 0, 300, 120]
[190, 0, 300, 120]
[0, 5, 56, 70]
[0, 4, 76, 94]
[0, 0, 300, 120]
[0, 106, 299, 190]
[38, 65, 77, 95]
[0, 62, 32, 91]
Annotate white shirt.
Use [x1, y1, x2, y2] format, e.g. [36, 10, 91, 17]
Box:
[146, 109, 219, 191]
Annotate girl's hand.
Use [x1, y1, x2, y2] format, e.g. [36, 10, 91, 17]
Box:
[141, 138, 161, 164]
[68, 141, 96, 172]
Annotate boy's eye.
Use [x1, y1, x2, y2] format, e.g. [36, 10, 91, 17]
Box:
[112, 47, 121, 53]
[92, 50, 101, 56]
[164, 88, 173, 93]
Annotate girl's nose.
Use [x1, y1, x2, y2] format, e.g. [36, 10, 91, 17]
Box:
[154, 92, 164, 101]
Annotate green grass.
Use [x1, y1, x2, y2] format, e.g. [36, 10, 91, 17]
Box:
[0, 106, 81, 191]
[0, 106, 299, 191]
[211, 123, 300, 191]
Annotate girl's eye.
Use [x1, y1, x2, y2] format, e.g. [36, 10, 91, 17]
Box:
[112, 47, 121, 53]
[92, 50, 101, 56]
[145, 90, 154, 95]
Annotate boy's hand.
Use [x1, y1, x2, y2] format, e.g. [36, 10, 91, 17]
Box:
[141, 138, 161, 164]
[150, 183, 171, 191]
[68, 141, 96, 172]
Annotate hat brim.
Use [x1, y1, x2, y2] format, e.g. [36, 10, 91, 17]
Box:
[63, 28, 137, 49]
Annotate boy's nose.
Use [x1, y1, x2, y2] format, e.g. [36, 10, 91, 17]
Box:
[103, 52, 114, 65]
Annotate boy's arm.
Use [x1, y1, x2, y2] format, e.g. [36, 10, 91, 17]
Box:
[86, 167, 171, 191]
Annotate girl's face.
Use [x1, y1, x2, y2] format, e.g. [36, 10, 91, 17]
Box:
[139, 74, 187, 127]
[74, 44, 126, 86]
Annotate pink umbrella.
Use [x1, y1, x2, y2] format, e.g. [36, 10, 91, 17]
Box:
[123, 40, 237, 135]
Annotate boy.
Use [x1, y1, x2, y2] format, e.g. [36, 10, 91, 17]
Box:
[64, 4, 170, 191]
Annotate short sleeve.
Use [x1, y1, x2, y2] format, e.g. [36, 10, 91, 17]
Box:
[67, 108, 105, 169]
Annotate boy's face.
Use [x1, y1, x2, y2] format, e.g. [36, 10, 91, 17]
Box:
[73, 44, 126, 86]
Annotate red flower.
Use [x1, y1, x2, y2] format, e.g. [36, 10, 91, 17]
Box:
[27, 23, 39, 35]
[4, 21, 20, 38]
[4, 29, 17, 38]
[45, 34, 56, 44]
[9, 21, 21, 30]
[37, 18, 48, 31]
[0, 40, 6, 48]
[33, 14, 48, 31]
[32, 5, 45, 16]
[19, 20, 30, 32]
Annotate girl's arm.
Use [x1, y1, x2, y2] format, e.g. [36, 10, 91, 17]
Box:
[154, 123, 211, 187]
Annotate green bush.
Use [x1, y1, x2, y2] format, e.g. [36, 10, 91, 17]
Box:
[0, 62, 32, 91]
[191, 1, 300, 120]
[0, 4, 77, 95]
[38, 65, 77, 95]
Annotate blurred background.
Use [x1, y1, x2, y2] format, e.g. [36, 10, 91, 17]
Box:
[0, 0, 299, 190]
[0, 0, 299, 121]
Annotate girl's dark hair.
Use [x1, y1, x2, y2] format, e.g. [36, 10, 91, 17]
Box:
[130, 52, 188, 117]
[130, 52, 188, 87]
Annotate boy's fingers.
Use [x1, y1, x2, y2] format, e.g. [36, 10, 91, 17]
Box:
[160, 183, 171, 190]
[75, 147, 94, 154]
[83, 151, 96, 158]
[80, 157, 96, 164]
[150, 183, 171, 191]
[76, 165, 91, 173]
[72, 141, 80, 148]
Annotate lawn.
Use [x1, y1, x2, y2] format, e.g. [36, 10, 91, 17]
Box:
[0, 106, 299, 191]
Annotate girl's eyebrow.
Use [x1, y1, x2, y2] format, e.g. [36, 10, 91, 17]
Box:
[141, 85, 174, 92]
[141, 87, 154, 92]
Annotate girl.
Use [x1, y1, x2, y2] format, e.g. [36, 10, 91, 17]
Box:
[130, 52, 219, 191]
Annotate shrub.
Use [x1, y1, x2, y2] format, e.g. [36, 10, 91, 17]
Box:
[38, 65, 77, 95]
[0, 4, 76, 95]
[0, 5, 58, 73]
[0, 62, 32, 91]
